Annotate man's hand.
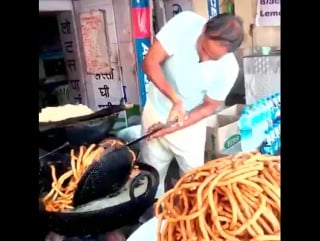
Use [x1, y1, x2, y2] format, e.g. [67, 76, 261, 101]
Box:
[146, 122, 167, 134]
[147, 122, 179, 140]
[148, 95, 221, 140]
[167, 100, 188, 125]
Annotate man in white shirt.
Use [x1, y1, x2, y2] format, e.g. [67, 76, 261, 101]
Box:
[141, 11, 244, 198]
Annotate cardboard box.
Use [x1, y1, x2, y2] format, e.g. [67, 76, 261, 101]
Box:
[205, 114, 218, 160]
[206, 104, 244, 127]
[218, 104, 244, 117]
[205, 104, 245, 160]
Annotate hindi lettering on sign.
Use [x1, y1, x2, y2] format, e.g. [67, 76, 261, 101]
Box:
[80, 11, 111, 74]
[69, 79, 80, 91]
[106, 68, 114, 80]
[95, 74, 102, 80]
[64, 41, 74, 53]
[94, 68, 115, 80]
[57, 12, 84, 106]
[60, 19, 72, 35]
[99, 85, 110, 98]
[67, 59, 77, 72]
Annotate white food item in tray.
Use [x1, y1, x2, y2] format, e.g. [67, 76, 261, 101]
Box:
[39, 104, 94, 122]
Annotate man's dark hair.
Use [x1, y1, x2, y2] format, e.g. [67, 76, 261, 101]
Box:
[204, 13, 244, 52]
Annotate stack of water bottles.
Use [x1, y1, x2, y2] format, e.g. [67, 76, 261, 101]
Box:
[239, 93, 281, 155]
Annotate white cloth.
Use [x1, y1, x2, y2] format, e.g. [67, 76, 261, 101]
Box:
[140, 100, 207, 198]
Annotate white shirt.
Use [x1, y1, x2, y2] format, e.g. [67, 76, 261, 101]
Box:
[147, 11, 239, 118]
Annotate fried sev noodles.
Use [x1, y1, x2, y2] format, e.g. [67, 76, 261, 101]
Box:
[155, 152, 280, 241]
[42, 139, 137, 212]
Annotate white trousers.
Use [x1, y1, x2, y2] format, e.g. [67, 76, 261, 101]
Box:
[140, 100, 207, 198]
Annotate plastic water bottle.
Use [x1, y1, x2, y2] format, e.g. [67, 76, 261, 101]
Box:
[266, 97, 276, 123]
[272, 95, 277, 108]
[275, 93, 281, 106]
[261, 128, 273, 155]
[274, 105, 281, 124]
[241, 105, 250, 115]
[256, 100, 267, 143]
[258, 99, 269, 139]
[270, 127, 277, 155]
[261, 98, 272, 130]
[250, 103, 263, 148]
[276, 93, 281, 116]
[272, 124, 280, 153]
[271, 94, 279, 107]
[276, 123, 281, 149]
[277, 123, 281, 152]
[239, 108, 254, 151]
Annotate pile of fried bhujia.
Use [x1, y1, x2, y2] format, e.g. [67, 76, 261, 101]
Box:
[42, 139, 137, 212]
[155, 152, 280, 241]
[39, 104, 94, 122]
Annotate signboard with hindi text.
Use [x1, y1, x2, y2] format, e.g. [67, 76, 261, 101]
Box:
[80, 10, 112, 75]
[90, 64, 124, 110]
[57, 12, 84, 104]
[255, 0, 280, 27]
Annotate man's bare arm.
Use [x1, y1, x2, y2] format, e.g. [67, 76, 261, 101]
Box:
[142, 39, 182, 104]
[148, 96, 222, 138]
[176, 96, 221, 128]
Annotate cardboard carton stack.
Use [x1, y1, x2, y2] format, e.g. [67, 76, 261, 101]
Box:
[205, 104, 245, 161]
